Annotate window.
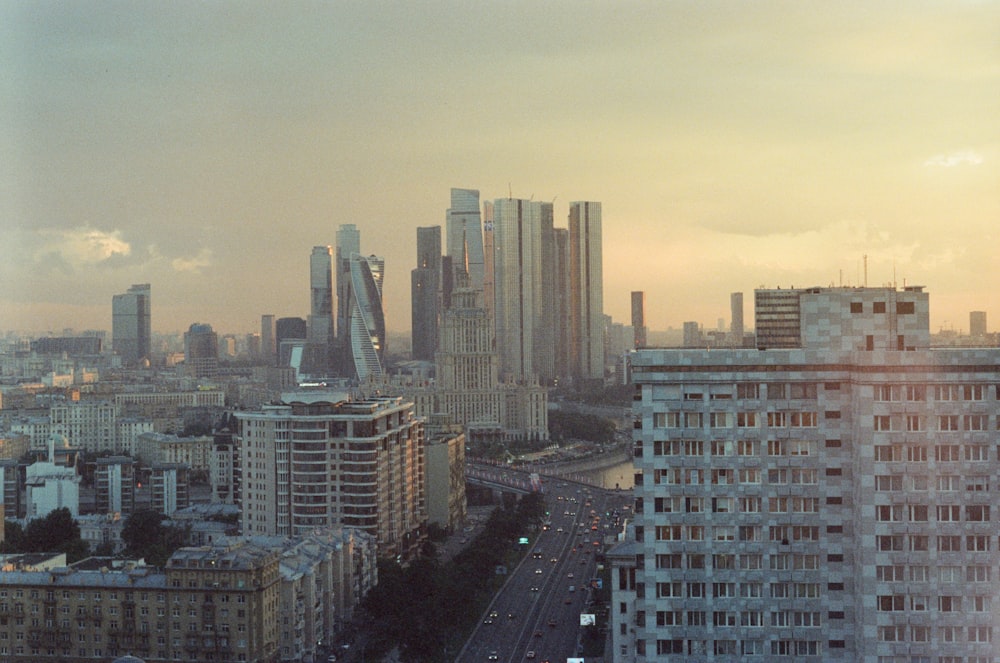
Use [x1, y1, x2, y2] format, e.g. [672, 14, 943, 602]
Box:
[850, 302, 862, 313]
[737, 413, 758, 428]
[873, 301, 886, 313]
[710, 440, 729, 455]
[939, 596, 962, 612]
[875, 445, 902, 461]
[966, 505, 990, 521]
[937, 536, 961, 552]
[938, 565, 962, 582]
[967, 565, 990, 583]
[874, 415, 892, 431]
[736, 439, 758, 456]
[876, 505, 903, 521]
[965, 444, 989, 461]
[906, 415, 923, 431]
[935, 444, 961, 461]
[906, 385, 926, 401]
[709, 413, 731, 428]
[737, 383, 760, 399]
[738, 468, 760, 484]
[877, 535, 904, 551]
[876, 565, 904, 582]
[937, 475, 959, 491]
[938, 415, 960, 431]
[875, 475, 903, 491]
[937, 505, 960, 521]
[907, 444, 927, 461]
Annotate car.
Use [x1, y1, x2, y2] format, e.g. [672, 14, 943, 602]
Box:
[532, 551, 543, 559]
[529, 586, 539, 592]
[487, 652, 499, 661]
[550, 557, 558, 563]
[508, 612, 516, 620]
[535, 568, 543, 574]
[489, 610, 499, 618]
[580, 558, 586, 565]
[555, 528, 563, 533]
[567, 572, 574, 578]
[564, 597, 572, 604]
[547, 619, 557, 627]
[483, 617, 494, 624]
[533, 630, 543, 637]
[526, 652, 536, 660]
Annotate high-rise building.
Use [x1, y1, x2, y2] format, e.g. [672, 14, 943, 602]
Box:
[236, 390, 427, 561]
[275, 317, 307, 368]
[618, 285, 1000, 662]
[184, 322, 219, 377]
[753, 288, 802, 349]
[411, 226, 442, 361]
[112, 283, 151, 365]
[970, 310, 987, 337]
[348, 253, 386, 381]
[482, 200, 496, 319]
[568, 201, 604, 383]
[446, 188, 485, 292]
[632, 291, 647, 349]
[335, 224, 361, 341]
[730, 291, 744, 345]
[553, 228, 571, 380]
[492, 197, 544, 382]
[261, 314, 276, 365]
[411, 266, 549, 442]
[308, 246, 335, 373]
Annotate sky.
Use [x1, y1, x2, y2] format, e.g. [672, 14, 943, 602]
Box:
[2, 1, 998, 338]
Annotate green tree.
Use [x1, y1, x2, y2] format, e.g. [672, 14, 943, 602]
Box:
[121, 509, 189, 566]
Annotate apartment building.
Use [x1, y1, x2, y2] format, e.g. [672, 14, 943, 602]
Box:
[236, 389, 426, 562]
[618, 286, 1000, 662]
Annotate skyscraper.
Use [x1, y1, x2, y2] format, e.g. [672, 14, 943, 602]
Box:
[348, 253, 386, 381]
[411, 226, 441, 361]
[183, 322, 218, 377]
[111, 283, 151, 365]
[568, 201, 604, 383]
[309, 245, 334, 352]
[492, 197, 543, 382]
[446, 188, 485, 292]
[553, 228, 571, 380]
[335, 224, 361, 341]
[260, 314, 276, 365]
[631, 290, 647, 349]
[615, 285, 1000, 662]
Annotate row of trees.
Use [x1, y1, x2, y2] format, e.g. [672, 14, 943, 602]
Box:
[362, 492, 546, 663]
[1, 508, 189, 567]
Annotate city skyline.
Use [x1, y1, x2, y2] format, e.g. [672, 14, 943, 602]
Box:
[3, 3, 997, 336]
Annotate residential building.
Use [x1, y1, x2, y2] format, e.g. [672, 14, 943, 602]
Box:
[236, 390, 426, 561]
[112, 283, 151, 365]
[94, 456, 136, 518]
[135, 432, 213, 473]
[49, 400, 117, 452]
[150, 462, 190, 516]
[24, 436, 80, 519]
[632, 290, 648, 349]
[568, 201, 604, 383]
[622, 285, 1000, 662]
[423, 414, 467, 531]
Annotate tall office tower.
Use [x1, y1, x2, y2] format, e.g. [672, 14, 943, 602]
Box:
[260, 314, 276, 365]
[553, 228, 572, 380]
[730, 291, 745, 346]
[335, 224, 361, 339]
[754, 288, 803, 348]
[308, 246, 335, 372]
[111, 283, 151, 365]
[632, 291, 648, 349]
[348, 253, 386, 381]
[183, 323, 219, 377]
[569, 201, 605, 383]
[236, 390, 427, 561]
[482, 200, 496, 319]
[411, 226, 442, 361]
[615, 285, 1000, 663]
[970, 310, 987, 337]
[535, 202, 557, 382]
[446, 188, 485, 292]
[492, 197, 544, 382]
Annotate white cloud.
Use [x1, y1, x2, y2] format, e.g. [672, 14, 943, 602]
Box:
[171, 248, 212, 273]
[923, 150, 984, 168]
[39, 227, 131, 266]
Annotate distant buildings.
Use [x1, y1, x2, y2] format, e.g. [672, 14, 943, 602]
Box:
[568, 201, 605, 383]
[616, 285, 1000, 662]
[410, 226, 442, 362]
[632, 291, 647, 349]
[307, 245, 335, 374]
[970, 310, 987, 338]
[347, 253, 386, 381]
[111, 283, 151, 365]
[183, 322, 219, 378]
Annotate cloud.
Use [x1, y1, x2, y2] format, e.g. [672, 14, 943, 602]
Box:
[923, 150, 984, 168]
[171, 248, 212, 273]
[37, 227, 131, 267]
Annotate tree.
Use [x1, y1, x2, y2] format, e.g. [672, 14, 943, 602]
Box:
[122, 509, 190, 566]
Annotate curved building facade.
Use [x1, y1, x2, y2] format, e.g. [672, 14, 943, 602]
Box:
[348, 253, 386, 381]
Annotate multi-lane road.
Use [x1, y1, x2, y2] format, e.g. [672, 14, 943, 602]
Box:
[456, 479, 632, 663]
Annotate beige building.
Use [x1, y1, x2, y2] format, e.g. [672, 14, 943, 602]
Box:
[135, 432, 213, 472]
[423, 414, 467, 531]
[236, 390, 427, 562]
[0, 542, 281, 663]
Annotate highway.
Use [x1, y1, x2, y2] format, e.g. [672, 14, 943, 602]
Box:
[455, 478, 632, 663]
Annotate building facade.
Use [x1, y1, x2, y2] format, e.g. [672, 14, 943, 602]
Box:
[112, 283, 151, 366]
[446, 188, 485, 294]
[235, 391, 426, 561]
[347, 254, 386, 381]
[568, 201, 604, 383]
[411, 226, 442, 362]
[621, 286, 1000, 662]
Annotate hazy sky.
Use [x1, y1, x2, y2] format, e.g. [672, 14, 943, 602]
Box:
[3, 1, 998, 337]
